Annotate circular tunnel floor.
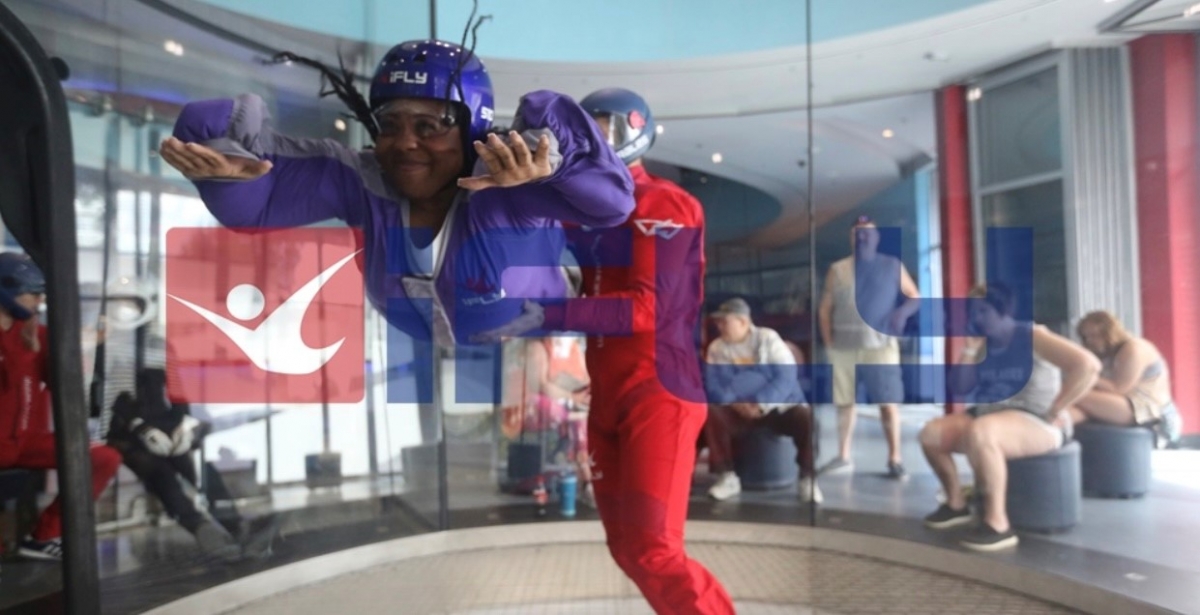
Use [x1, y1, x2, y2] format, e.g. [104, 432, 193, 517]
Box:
[227, 542, 1079, 615]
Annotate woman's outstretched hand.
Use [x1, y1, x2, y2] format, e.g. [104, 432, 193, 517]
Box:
[159, 136, 273, 180]
[458, 131, 552, 191]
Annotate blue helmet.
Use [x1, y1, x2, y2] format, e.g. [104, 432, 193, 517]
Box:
[579, 88, 656, 164]
[0, 252, 44, 320]
[0, 252, 44, 296]
[370, 39, 495, 145]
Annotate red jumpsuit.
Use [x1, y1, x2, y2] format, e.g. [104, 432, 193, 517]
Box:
[0, 321, 121, 541]
[543, 164, 734, 614]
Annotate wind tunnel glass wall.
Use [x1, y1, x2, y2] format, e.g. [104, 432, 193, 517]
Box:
[1, 0, 438, 613]
[8, 1, 1198, 614]
[801, 17, 1199, 615]
[0, 0, 800, 613]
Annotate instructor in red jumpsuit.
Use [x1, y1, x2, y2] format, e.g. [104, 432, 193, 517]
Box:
[0, 252, 121, 560]
[477, 88, 734, 614]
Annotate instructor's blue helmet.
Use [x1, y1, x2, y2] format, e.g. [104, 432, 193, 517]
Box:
[370, 40, 495, 146]
[579, 88, 656, 165]
[0, 252, 44, 321]
[0, 252, 44, 297]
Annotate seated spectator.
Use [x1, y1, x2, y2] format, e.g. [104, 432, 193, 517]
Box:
[704, 298, 820, 503]
[1072, 310, 1182, 446]
[920, 283, 1099, 551]
[0, 252, 122, 560]
[523, 336, 594, 507]
[107, 366, 251, 562]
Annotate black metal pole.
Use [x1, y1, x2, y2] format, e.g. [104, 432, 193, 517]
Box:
[804, 0, 817, 527]
[0, 5, 99, 612]
[132, 123, 146, 377]
[429, 0, 437, 40]
[366, 357, 378, 476]
[435, 346, 449, 530]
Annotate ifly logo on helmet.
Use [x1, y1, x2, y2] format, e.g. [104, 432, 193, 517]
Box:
[165, 228, 365, 404]
[388, 71, 428, 85]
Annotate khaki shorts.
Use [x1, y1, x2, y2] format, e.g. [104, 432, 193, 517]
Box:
[1127, 388, 1170, 425]
[828, 341, 904, 407]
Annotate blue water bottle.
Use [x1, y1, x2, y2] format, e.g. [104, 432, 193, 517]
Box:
[559, 471, 578, 517]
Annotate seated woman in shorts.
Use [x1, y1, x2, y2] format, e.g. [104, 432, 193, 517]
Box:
[1072, 310, 1182, 447]
[919, 283, 1100, 551]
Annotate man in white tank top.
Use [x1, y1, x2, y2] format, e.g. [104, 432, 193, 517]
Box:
[817, 216, 920, 479]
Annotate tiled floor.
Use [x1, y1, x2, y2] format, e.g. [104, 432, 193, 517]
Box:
[2, 405, 1198, 614]
[225, 543, 1079, 615]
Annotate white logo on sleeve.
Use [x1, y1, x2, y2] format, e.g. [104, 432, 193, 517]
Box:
[168, 251, 361, 375]
[634, 218, 684, 239]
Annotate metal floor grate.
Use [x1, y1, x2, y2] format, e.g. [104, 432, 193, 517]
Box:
[228, 542, 1079, 615]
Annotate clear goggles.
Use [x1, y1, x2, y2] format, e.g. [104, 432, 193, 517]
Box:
[373, 100, 460, 140]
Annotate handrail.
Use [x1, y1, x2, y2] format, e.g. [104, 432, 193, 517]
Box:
[0, 4, 98, 614]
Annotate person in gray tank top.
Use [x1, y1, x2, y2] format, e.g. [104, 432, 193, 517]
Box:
[918, 284, 1100, 552]
[817, 216, 920, 480]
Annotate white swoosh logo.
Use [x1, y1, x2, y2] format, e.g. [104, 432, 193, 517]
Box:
[169, 251, 361, 375]
[634, 218, 684, 239]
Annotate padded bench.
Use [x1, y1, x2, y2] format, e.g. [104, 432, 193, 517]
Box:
[734, 425, 798, 491]
[1074, 422, 1154, 499]
[1005, 440, 1082, 533]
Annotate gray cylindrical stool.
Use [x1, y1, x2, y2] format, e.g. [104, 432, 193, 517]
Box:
[1005, 440, 1081, 533]
[734, 425, 798, 490]
[1074, 422, 1153, 499]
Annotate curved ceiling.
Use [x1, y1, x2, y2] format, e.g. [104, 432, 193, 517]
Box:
[186, 0, 1142, 249]
[195, 0, 998, 62]
[33, 0, 1144, 249]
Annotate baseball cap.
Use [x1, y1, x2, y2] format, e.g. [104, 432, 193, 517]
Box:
[710, 297, 751, 318]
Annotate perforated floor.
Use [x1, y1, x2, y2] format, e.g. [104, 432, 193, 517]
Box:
[228, 542, 1079, 615]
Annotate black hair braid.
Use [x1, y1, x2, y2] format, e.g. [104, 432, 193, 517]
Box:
[265, 50, 381, 141]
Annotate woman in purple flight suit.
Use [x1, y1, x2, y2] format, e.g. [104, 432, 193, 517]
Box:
[158, 39, 634, 347]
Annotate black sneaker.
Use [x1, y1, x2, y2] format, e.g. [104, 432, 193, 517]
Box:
[886, 461, 908, 480]
[924, 504, 973, 529]
[18, 537, 63, 561]
[959, 523, 1019, 551]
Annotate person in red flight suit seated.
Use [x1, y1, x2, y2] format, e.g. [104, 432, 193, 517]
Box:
[0, 252, 121, 561]
[475, 88, 734, 615]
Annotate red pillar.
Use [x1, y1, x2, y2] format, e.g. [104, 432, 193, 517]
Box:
[936, 85, 975, 415]
[1131, 34, 1200, 436]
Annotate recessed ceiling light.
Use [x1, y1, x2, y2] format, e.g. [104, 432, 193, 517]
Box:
[334, 119, 347, 131]
[882, 129, 895, 139]
[1185, 2, 1200, 17]
[655, 125, 664, 135]
[967, 87, 983, 101]
[711, 152, 723, 163]
[163, 40, 184, 56]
